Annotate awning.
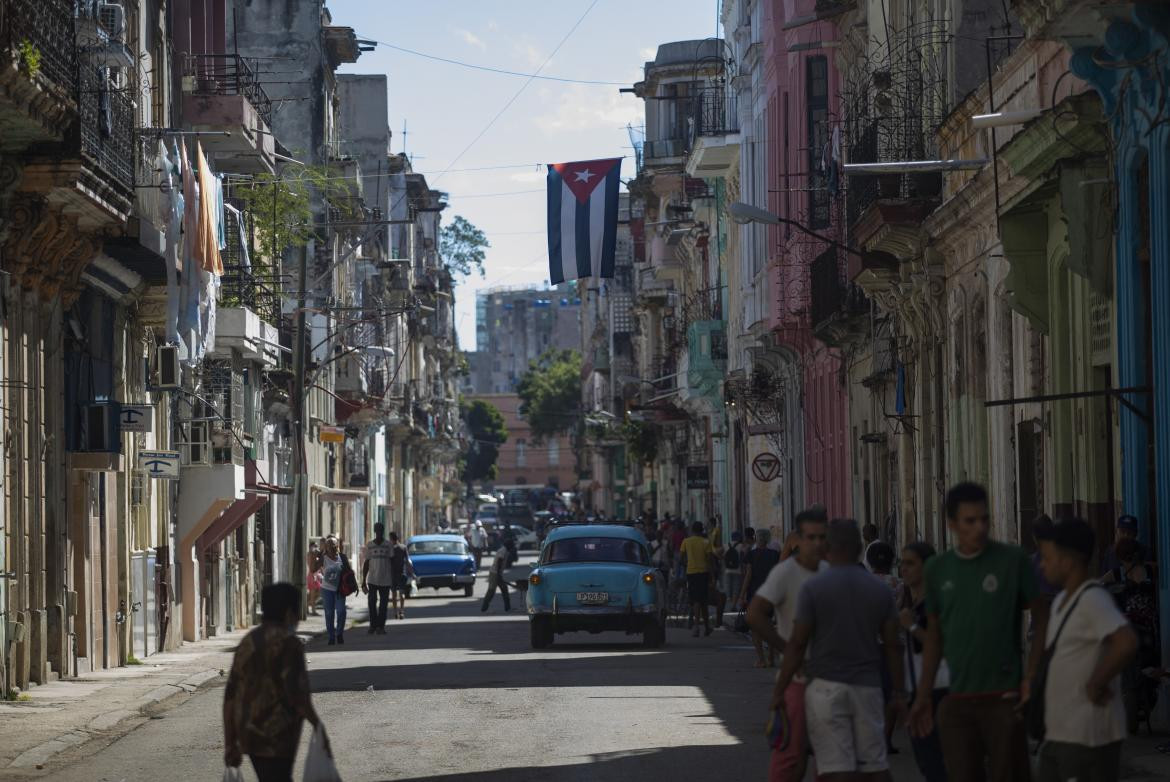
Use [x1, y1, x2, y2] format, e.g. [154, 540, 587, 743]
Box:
[311, 484, 369, 503]
[197, 492, 269, 552]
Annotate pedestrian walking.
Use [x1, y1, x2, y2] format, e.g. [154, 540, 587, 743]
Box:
[361, 522, 393, 634]
[1100, 513, 1146, 574]
[898, 542, 948, 782]
[909, 482, 1048, 782]
[471, 521, 487, 569]
[389, 531, 413, 620]
[739, 528, 781, 665]
[723, 530, 747, 613]
[319, 536, 349, 645]
[480, 540, 511, 612]
[223, 583, 328, 782]
[680, 520, 716, 637]
[746, 507, 828, 782]
[306, 542, 322, 615]
[772, 518, 905, 779]
[1034, 517, 1138, 782]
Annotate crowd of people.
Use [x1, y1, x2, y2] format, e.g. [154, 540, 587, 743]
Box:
[229, 485, 1160, 782]
[732, 482, 1158, 782]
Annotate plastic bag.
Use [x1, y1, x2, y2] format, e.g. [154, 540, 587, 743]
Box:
[223, 767, 244, 782]
[304, 723, 341, 782]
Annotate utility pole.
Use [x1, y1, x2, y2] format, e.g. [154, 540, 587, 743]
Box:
[290, 236, 310, 609]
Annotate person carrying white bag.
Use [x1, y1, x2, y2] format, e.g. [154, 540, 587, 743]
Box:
[224, 583, 335, 782]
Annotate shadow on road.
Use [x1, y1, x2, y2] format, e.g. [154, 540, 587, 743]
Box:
[374, 744, 762, 782]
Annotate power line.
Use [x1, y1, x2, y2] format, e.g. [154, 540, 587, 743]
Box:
[429, 0, 604, 185]
[362, 38, 628, 86]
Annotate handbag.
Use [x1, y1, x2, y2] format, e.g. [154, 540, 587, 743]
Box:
[304, 723, 342, 782]
[1027, 583, 1101, 741]
[338, 554, 359, 598]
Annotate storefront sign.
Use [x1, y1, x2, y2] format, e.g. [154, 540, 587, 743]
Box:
[685, 465, 710, 490]
[139, 450, 180, 479]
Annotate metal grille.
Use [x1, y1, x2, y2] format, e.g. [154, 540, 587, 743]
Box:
[182, 53, 273, 127]
[1, 0, 77, 93]
[78, 64, 135, 191]
[1090, 291, 1111, 363]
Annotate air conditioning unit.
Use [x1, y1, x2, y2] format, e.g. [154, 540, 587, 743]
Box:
[155, 345, 180, 389]
[98, 3, 126, 39]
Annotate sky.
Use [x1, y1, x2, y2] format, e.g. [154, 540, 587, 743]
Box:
[329, 0, 718, 349]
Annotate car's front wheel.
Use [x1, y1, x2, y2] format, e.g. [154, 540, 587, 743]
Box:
[530, 617, 554, 649]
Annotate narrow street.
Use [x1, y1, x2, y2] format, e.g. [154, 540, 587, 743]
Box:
[30, 560, 788, 781]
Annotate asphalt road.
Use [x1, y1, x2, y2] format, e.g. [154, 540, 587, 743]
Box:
[34, 556, 919, 781]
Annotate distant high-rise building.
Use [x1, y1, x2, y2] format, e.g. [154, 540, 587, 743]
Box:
[465, 284, 581, 394]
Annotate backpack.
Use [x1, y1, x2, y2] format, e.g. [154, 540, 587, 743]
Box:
[724, 545, 741, 571]
[338, 554, 359, 597]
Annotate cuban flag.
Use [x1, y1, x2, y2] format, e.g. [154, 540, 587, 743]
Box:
[547, 158, 621, 284]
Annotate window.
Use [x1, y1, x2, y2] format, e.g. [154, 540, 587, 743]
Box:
[542, 537, 648, 565]
[516, 439, 526, 467]
[548, 439, 560, 466]
[806, 56, 830, 229]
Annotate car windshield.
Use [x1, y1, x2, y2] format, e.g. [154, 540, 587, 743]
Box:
[542, 537, 647, 565]
[409, 540, 467, 556]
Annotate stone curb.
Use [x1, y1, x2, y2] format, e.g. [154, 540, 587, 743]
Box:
[7, 668, 224, 770]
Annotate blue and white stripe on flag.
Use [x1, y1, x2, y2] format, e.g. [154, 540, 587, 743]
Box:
[547, 158, 621, 284]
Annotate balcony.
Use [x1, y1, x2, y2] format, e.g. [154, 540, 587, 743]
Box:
[334, 352, 369, 400]
[845, 120, 942, 251]
[642, 137, 687, 170]
[810, 249, 870, 347]
[181, 54, 274, 173]
[686, 89, 740, 177]
[0, 0, 77, 150]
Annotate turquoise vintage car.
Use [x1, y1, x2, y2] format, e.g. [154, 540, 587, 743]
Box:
[525, 524, 667, 648]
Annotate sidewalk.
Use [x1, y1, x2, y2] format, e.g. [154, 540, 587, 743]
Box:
[0, 594, 364, 775]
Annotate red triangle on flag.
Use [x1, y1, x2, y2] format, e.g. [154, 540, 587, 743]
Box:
[552, 158, 620, 204]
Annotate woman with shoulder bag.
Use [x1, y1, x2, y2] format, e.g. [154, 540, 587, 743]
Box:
[319, 536, 353, 645]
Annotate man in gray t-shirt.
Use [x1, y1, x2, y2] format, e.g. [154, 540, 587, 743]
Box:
[773, 519, 904, 777]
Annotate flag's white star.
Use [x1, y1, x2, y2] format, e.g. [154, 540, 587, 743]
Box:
[574, 169, 595, 183]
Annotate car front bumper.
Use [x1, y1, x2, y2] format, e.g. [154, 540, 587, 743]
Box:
[417, 573, 476, 588]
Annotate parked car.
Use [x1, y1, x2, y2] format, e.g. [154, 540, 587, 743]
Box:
[509, 523, 539, 551]
[525, 525, 667, 649]
[407, 535, 477, 597]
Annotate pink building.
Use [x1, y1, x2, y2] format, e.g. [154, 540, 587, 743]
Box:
[763, 1, 853, 518]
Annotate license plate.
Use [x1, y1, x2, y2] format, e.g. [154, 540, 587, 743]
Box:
[576, 591, 609, 605]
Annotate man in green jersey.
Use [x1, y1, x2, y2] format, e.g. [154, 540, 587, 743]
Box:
[909, 482, 1049, 782]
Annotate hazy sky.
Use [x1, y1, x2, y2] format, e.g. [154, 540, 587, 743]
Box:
[329, 0, 717, 348]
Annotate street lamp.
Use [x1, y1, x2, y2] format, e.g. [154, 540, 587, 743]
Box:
[729, 201, 862, 257]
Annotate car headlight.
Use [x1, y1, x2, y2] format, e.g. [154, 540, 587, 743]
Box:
[642, 571, 656, 585]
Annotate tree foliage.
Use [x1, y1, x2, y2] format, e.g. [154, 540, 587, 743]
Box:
[440, 214, 489, 278]
[460, 399, 508, 485]
[233, 165, 359, 263]
[516, 349, 582, 442]
[623, 419, 658, 466]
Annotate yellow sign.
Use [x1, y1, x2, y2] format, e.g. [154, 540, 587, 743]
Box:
[319, 425, 345, 443]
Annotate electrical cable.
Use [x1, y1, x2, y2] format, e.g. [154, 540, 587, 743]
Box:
[361, 38, 627, 86]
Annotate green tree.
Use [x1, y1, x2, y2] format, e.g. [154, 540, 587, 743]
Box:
[460, 399, 508, 485]
[516, 349, 582, 442]
[440, 214, 489, 278]
[623, 419, 658, 466]
[232, 164, 359, 262]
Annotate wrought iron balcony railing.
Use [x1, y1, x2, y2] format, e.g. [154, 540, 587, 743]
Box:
[77, 64, 134, 191]
[183, 53, 273, 127]
[691, 89, 738, 139]
[810, 248, 869, 336]
[1, 0, 77, 94]
[845, 118, 943, 229]
[220, 206, 282, 326]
